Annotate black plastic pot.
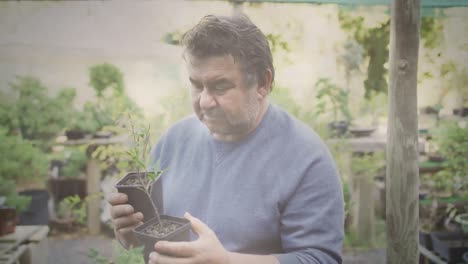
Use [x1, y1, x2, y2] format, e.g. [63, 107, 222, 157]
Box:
[419, 229, 433, 251]
[65, 130, 87, 140]
[17, 189, 49, 225]
[328, 121, 349, 137]
[349, 127, 376, 138]
[430, 231, 468, 263]
[93, 131, 114, 139]
[115, 172, 163, 222]
[453, 107, 468, 117]
[134, 215, 191, 263]
[48, 178, 86, 204]
[0, 206, 17, 236]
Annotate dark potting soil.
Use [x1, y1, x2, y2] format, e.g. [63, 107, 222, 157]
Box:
[141, 219, 182, 238]
[121, 176, 149, 186]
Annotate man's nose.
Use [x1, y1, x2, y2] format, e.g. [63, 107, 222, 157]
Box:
[199, 89, 217, 110]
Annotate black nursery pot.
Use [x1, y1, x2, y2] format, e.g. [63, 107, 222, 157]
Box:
[18, 189, 49, 225]
[430, 231, 468, 263]
[65, 130, 87, 140]
[115, 172, 163, 221]
[419, 229, 433, 250]
[134, 215, 191, 263]
[328, 121, 349, 137]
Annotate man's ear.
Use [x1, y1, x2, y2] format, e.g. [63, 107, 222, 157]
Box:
[257, 69, 273, 99]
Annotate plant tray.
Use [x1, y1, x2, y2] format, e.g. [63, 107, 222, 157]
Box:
[430, 231, 468, 263]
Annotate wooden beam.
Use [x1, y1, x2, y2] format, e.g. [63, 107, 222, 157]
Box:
[86, 157, 101, 235]
[386, 0, 421, 263]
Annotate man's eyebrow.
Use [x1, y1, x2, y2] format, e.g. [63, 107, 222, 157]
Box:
[189, 77, 201, 85]
[206, 78, 234, 86]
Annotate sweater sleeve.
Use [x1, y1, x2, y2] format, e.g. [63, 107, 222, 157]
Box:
[275, 149, 344, 264]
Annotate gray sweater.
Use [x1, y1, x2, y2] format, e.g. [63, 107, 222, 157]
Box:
[150, 104, 344, 264]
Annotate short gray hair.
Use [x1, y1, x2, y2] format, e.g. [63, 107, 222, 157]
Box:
[181, 14, 275, 88]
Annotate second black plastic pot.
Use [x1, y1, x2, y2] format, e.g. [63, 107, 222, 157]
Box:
[134, 215, 191, 263]
[17, 189, 49, 225]
[430, 231, 468, 263]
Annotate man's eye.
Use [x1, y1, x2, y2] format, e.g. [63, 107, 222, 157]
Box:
[214, 83, 230, 91]
[192, 83, 203, 91]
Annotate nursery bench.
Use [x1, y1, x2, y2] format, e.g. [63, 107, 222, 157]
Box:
[0, 225, 49, 264]
[62, 134, 129, 235]
[419, 244, 448, 264]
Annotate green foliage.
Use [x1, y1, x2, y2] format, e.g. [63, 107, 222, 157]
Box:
[67, 102, 101, 133]
[314, 78, 352, 123]
[123, 113, 167, 194]
[87, 241, 144, 264]
[338, 10, 390, 99]
[270, 86, 302, 118]
[60, 148, 87, 178]
[341, 38, 364, 76]
[0, 180, 31, 212]
[0, 91, 19, 133]
[161, 30, 183, 45]
[448, 66, 468, 106]
[420, 17, 444, 49]
[351, 152, 385, 179]
[363, 21, 390, 99]
[5, 76, 76, 149]
[57, 195, 87, 225]
[89, 63, 124, 97]
[432, 122, 468, 194]
[266, 33, 290, 54]
[344, 217, 387, 250]
[56, 193, 102, 225]
[0, 128, 48, 182]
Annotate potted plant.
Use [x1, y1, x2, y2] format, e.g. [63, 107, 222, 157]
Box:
[0, 180, 32, 236]
[455, 213, 468, 233]
[65, 106, 99, 140]
[48, 148, 87, 206]
[431, 122, 468, 197]
[114, 114, 190, 262]
[6, 76, 76, 151]
[0, 129, 49, 225]
[314, 78, 352, 137]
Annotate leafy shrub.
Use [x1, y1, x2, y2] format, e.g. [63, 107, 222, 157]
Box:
[4, 76, 76, 150]
[61, 148, 88, 178]
[432, 122, 468, 194]
[0, 128, 48, 182]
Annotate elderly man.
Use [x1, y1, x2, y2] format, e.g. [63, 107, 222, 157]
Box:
[108, 14, 344, 264]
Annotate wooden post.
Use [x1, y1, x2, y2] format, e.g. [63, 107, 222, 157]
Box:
[357, 174, 375, 246]
[87, 155, 101, 235]
[386, 0, 421, 263]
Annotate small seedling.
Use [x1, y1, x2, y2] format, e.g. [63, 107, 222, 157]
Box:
[124, 112, 167, 223]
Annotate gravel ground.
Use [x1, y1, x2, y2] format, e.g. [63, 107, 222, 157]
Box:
[48, 234, 386, 264]
[48, 235, 114, 264]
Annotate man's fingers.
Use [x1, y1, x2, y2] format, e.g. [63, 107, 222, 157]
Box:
[149, 252, 191, 264]
[113, 212, 143, 230]
[184, 212, 214, 237]
[110, 204, 135, 219]
[154, 241, 196, 258]
[117, 225, 140, 236]
[107, 192, 128, 206]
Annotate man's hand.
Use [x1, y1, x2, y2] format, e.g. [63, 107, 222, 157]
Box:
[148, 212, 230, 264]
[107, 192, 144, 248]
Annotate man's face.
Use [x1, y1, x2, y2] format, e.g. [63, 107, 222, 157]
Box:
[186, 54, 264, 141]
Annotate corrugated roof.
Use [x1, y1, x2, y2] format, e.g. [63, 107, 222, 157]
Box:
[241, 0, 468, 7]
